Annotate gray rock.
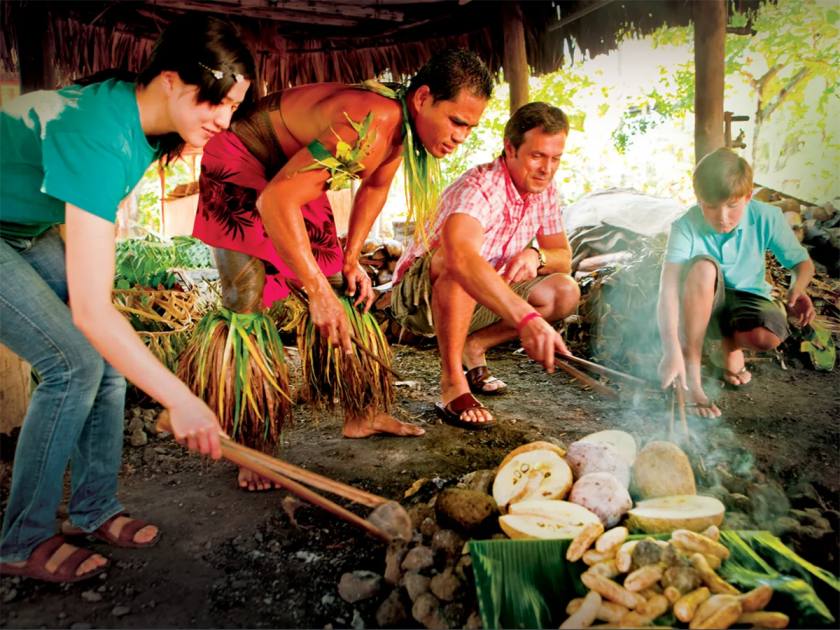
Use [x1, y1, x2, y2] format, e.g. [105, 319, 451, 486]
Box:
[351, 609, 365, 630]
[384, 540, 408, 586]
[454, 554, 473, 582]
[321, 593, 335, 606]
[111, 605, 131, 617]
[429, 568, 462, 602]
[420, 517, 439, 541]
[375, 589, 408, 627]
[464, 610, 483, 629]
[442, 601, 467, 627]
[431, 529, 464, 565]
[770, 516, 800, 536]
[338, 571, 383, 604]
[401, 545, 434, 572]
[141, 408, 157, 421]
[411, 592, 447, 630]
[724, 511, 756, 530]
[81, 590, 103, 603]
[456, 469, 496, 495]
[749, 480, 791, 521]
[70, 623, 93, 630]
[402, 571, 431, 602]
[129, 429, 148, 447]
[2, 589, 17, 603]
[408, 504, 436, 530]
[127, 416, 145, 433]
[435, 488, 497, 534]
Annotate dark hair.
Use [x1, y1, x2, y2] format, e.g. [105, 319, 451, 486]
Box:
[139, 14, 255, 162]
[693, 148, 753, 204]
[504, 102, 569, 151]
[407, 48, 493, 102]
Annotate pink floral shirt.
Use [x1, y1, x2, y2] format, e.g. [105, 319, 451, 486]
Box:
[394, 156, 566, 282]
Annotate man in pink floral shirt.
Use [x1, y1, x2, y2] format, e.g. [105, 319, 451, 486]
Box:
[392, 102, 579, 429]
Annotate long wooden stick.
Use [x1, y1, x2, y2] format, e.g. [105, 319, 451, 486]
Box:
[222, 439, 386, 508]
[556, 354, 648, 386]
[157, 412, 387, 508]
[157, 413, 393, 542]
[554, 357, 619, 399]
[674, 384, 689, 435]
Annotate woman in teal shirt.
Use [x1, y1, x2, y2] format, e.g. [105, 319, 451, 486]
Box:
[0, 15, 253, 583]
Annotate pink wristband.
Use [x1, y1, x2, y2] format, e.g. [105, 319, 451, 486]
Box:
[516, 311, 541, 336]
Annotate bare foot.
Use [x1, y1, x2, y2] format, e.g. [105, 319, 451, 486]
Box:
[687, 384, 721, 418]
[343, 408, 425, 438]
[238, 467, 281, 491]
[105, 515, 158, 545]
[6, 541, 107, 578]
[722, 348, 752, 386]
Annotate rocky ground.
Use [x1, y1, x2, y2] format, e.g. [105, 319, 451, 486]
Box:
[1, 342, 838, 629]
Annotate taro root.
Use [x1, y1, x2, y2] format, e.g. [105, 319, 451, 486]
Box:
[568, 472, 632, 527]
[566, 441, 631, 487]
[662, 561, 702, 594]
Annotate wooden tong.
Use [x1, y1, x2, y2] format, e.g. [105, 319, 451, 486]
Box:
[553, 353, 650, 399]
[157, 412, 408, 542]
[669, 383, 690, 438]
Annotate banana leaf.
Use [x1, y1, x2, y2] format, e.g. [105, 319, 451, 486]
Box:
[470, 531, 839, 629]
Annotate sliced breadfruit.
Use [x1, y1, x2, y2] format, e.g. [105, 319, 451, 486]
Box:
[508, 499, 601, 527]
[626, 495, 725, 533]
[631, 440, 696, 499]
[492, 449, 573, 511]
[578, 430, 637, 466]
[498, 441, 567, 471]
[566, 440, 631, 487]
[499, 513, 591, 540]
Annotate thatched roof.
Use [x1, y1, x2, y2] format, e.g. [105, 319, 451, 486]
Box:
[1, 1, 764, 91]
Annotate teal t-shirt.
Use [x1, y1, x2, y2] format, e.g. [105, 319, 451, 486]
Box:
[0, 79, 156, 238]
[665, 199, 809, 299]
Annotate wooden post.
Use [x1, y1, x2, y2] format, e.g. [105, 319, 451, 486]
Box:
[693, 0, 726, 163]
[502, 2, 529, 114]
[15, 4, 56, 92]
[0, 345, 30, 435]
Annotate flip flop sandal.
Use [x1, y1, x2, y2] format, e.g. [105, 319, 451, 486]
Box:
[0, 535, 108, 583]
[434, 392, 496, 430]
[721, 366, 752, 388]
[464, 365, 508, 396]
[62, 512, 161, 549]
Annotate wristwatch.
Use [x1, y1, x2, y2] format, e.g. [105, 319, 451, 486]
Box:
[529, 245, 547, 269]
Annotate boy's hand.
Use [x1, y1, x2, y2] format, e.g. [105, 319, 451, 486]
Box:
[786, 291, 815, 327]
[658, 349, 687, 390]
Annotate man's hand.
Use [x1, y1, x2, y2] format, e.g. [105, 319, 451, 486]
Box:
[658, 347, 687, 390]
[518, 314, 570, 372]
[502, 248, 540, 284]
[308, 284, 353, 353]
[343, 260, 375, 312]
[786, 290, 815, 327]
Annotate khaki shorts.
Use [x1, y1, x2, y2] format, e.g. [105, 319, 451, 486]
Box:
[390, 252, 557, 337]
[681, 255, 790, 341]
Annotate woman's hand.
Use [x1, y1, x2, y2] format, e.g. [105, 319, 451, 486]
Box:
[168, 396, 223, 459]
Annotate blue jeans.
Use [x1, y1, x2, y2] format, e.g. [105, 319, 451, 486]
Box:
[0, 227, 125, 562]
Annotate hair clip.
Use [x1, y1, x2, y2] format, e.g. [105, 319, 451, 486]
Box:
[198, 62, 224, 80]
[232, 72, 245, 83]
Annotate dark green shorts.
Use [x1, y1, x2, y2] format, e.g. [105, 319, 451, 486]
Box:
[682, 255, 790, 341]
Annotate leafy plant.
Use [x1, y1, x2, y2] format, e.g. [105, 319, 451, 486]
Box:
[114, 235, 214, 289]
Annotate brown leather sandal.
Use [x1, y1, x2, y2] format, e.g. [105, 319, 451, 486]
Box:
[61, 512, 161, 549]
[0, 535, 108, 583]
[464, 365, 508, 395]
[434, 392, 496, 430]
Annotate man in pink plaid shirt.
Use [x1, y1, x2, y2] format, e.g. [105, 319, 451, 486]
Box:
[391, 102, 579, 429]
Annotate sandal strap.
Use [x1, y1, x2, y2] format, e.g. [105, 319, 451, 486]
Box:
[445, 392, 485, 415]
[113, 517, 151, 545]
[53, 546, 99, 580]
[28, 535, 67, 567]
[465, 365, 491, 388]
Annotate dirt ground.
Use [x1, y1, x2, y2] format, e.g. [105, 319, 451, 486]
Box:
[1, 342, 838, 629]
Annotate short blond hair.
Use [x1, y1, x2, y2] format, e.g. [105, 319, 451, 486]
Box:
[693, 148, 753, 204]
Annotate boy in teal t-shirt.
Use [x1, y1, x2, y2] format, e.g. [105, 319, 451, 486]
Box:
[656, 148, 815, 418]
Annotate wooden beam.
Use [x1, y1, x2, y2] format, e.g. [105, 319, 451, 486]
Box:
[548, 0, 614, 32]
[152, 0, 363, 27]
[270, 1, 404, 21]
[502, 2, 528, 114]
[693, 0, 726, 163]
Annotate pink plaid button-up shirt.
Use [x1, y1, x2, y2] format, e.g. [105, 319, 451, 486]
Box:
[394, 156, 566, 282]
